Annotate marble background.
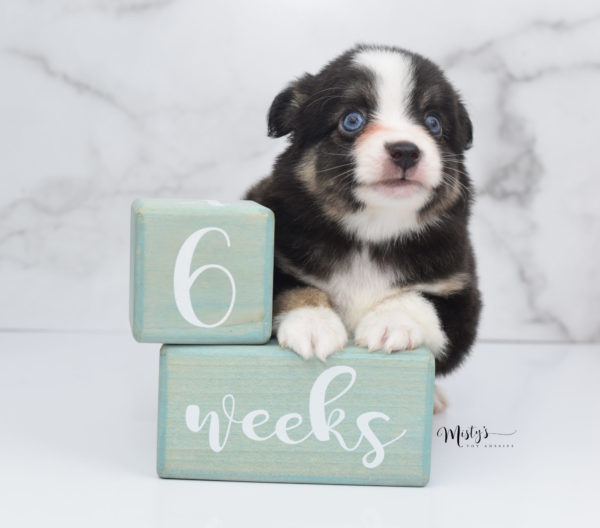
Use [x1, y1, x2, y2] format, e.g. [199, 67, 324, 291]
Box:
[1, 0, 599, 342]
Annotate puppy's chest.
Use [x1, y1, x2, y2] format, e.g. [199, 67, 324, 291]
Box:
[316, 251, 400, 330]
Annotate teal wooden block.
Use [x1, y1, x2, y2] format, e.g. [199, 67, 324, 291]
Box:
[130, 199, 274, 344]
[158, 342, 434, 486]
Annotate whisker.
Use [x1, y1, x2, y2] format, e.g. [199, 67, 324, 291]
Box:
[440, 157, 465, 164]
[318, 151, 354, 158]
[446, 167, 471, 178]
[441, 171, 470, 198]
[304, 94, 345, 110]
[304, 86, 344, 101]
[440, 153, 462, 158]
[442, 165, 470, 175]
[441, 158, 465, 164]
[439, 159, 470, 175]
[317, 166, 358, 180]
[331, 168, 357, 180]
[315, 162, 356, 173]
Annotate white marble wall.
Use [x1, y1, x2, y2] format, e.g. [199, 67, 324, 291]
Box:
[1, 0, 599, 341]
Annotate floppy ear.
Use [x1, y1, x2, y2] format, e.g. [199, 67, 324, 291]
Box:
[267, 74, 313, 138]
[455, 98, 473, 150]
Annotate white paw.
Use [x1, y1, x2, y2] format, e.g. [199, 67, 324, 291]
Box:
[354, 293, 447, 357]
[433, 385, 449, 414]
[355, 307, 423, 352]
[275, 307, 348, 361]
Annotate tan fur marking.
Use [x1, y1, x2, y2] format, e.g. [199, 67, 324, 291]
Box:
[409, 273, 470, 296]
[297, 147, 319, 193]
[355, 123, 395, 146]
[418, 173, 462, 224]
[274, 250, 305, 281]
[274, 287, 331, 316]
[295, 149, 355, 224]
[370, 273, 470, 313]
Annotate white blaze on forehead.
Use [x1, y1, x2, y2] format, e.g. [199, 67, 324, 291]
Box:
[344, 49, 444, 241]
[353, 49, 415, 124]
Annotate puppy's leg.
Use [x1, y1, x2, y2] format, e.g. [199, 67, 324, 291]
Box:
[354, 291, 447, 357]
[424, 287, 481, 376]
[274, 287, 348, 361]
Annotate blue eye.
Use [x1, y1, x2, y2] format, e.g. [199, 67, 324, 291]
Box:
[425, 114, 442, 135]
[341, 111, 366, 132]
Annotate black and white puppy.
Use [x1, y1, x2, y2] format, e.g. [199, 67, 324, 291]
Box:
[246, 44, 481, 412]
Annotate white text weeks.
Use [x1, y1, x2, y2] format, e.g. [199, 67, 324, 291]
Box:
[185, 366, 407, 469]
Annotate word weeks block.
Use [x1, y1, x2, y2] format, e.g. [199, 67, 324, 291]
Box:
[130, 199, 274, 344]
[158, 342, 435, 486]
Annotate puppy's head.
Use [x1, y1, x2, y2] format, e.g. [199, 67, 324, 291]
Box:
[268, 44, 473, 241]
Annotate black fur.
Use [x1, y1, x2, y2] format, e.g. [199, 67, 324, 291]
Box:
[246, 44, 481, 376]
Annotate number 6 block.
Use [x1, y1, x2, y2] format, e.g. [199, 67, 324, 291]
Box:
[130, 199, 274, 344]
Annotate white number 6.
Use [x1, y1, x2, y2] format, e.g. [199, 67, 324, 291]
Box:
[173, 227, 236, 328]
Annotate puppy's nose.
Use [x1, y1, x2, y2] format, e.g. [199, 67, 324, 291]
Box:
[386, 142, 421, 170]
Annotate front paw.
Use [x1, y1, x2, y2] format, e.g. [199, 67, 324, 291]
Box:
[355, 307, 423, 353]
[275, 307, 348, 361]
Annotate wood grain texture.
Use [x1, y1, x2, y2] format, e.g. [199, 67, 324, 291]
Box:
[130, 199, 274, 344]
[158, 341, 434, 486]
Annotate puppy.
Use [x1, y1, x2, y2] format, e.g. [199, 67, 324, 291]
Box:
[245, 44, 481, 412]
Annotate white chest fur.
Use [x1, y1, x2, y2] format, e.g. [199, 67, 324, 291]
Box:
[311, 250, 399, 331]
[275, 248, 450, 361]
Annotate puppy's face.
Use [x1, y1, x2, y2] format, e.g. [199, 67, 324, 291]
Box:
[268, 45, 473, 240]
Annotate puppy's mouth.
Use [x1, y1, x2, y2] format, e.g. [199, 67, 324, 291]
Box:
[362, 175, 426, 198]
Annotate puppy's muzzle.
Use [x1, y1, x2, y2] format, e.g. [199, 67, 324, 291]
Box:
[386, 141, 421, 171]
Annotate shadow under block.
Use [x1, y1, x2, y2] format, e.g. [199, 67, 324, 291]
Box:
[158, 342, 435, 486]
[130, 199, 274, 344]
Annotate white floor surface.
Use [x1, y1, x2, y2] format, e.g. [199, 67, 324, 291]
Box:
[1, 332, 598, 527]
